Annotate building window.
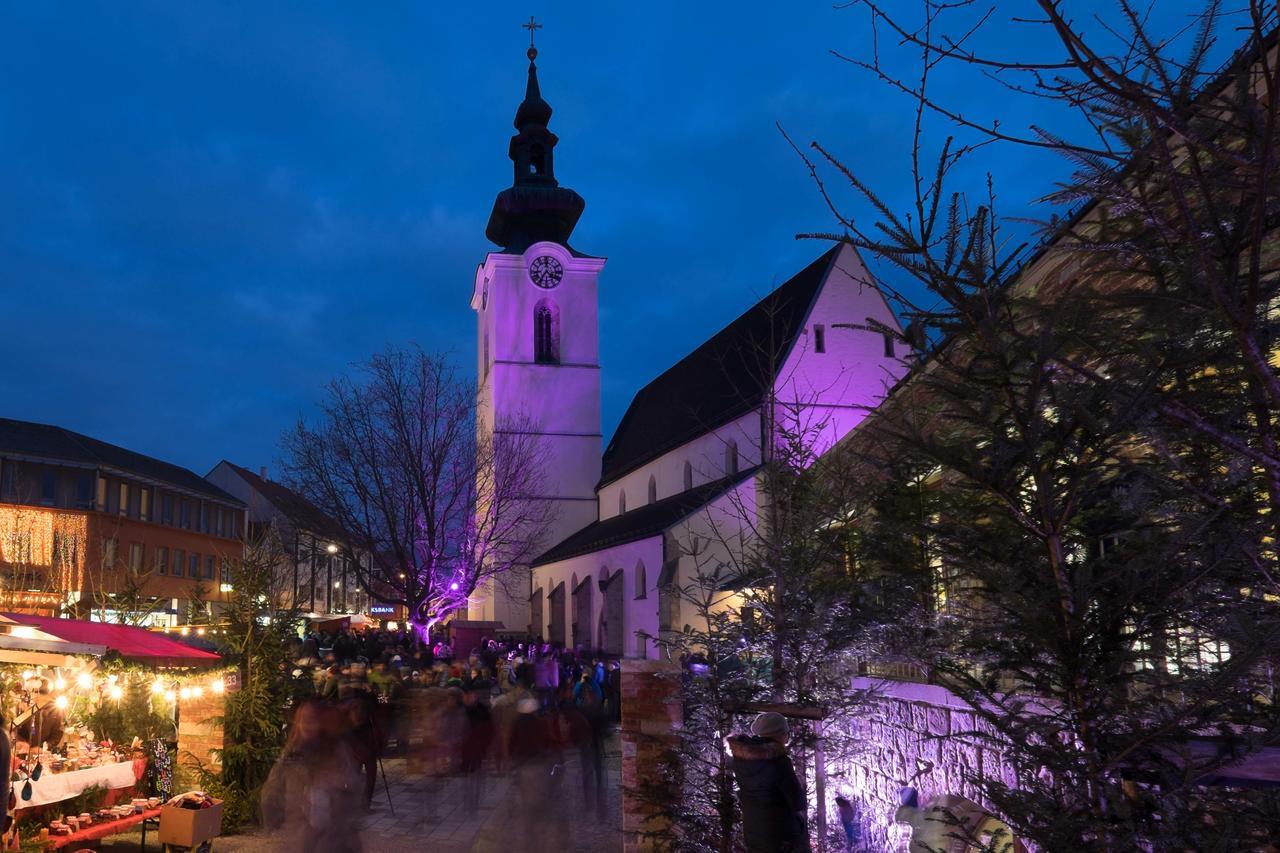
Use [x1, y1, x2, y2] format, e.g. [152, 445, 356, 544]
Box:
[139, 488, 150, 521]
[0, 463, 14, 499]
[205, 555, 215, 580]
[683, 460, 693, 491]
[179, 500, 191, 529]
[647, 475, 657, 505]
[814, 324, 826, 353]
[129, 543, 143, 572]
[634, 560, 647, 600]
[220, 558, 231, 583]
[533, 299, 560, 364]
[118, 483, 129, 515]
[161, 493, 173, 525]
[41, 469, 58, 505]
[75, 472, 94, 508]
[200, 502, 209, 533]
[172, 549, 185, 578]
[188, 553, 200, 578]
[157, 547, 169, 576]
[618, 490, 627, 515]
[883, 331, 895, 358]
[726, 440, 739, 476]
[103, 539, 117, 571]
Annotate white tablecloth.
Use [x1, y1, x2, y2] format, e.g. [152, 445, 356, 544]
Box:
[15, 760, 140, 810]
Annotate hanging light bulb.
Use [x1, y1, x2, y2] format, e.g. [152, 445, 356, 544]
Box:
[53, 676, 65, 691]
[21, 670, 33, 681]
[151, 680, 165, 695]
[76, 673, 92, 690]
[164, 690, 177, 703]
[192, 686, 203, 699]
[107, 674, 118, 684]
[179, 687, 191, 700]
[54, 695, 68, 710]
[108, 685, 123, 701]
[210, 679, 225, 695]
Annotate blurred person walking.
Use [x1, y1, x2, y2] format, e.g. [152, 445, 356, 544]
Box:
[261, 698, 364, 853]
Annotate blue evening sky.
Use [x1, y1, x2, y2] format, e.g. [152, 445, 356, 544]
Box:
[0, 2, 1227, 474]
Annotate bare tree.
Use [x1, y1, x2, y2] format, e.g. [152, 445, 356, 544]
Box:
[281, 346, 552, 633]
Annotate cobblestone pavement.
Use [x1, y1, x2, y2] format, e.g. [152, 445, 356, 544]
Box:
[93, 734, 622, 852]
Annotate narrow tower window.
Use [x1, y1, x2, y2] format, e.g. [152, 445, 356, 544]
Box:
[647, 474, 657, 505]
[683, 460, 693, 491]
[618, 490, 627, 515]
[726, 440, 739, 476]
[814, 324, 826, 353]
[883, 331, 895, 358]
[534, 299, 560, 364]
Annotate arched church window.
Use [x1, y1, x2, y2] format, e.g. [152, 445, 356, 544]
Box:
[726, 440, 739, 476]
[647, 474, 657, 505]
[683, 460, 693, 491]
[534, 299, 560, 364]
[634, 560, 647, 600]
[618, 490, 627, 515]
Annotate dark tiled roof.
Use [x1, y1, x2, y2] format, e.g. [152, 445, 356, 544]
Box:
[599, 246, 840, 486]
[219, 461, 346, 540]
[532, 468, 759, 566]
[0, 417, 241, 504]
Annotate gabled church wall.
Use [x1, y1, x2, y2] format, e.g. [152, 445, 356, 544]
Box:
[597, 409, 761, 522]
[773, 244, 910, 460]
[531, 535, 664, 659]
[663, 475, 762, 631]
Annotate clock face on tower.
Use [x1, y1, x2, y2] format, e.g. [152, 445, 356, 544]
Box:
[529, 255, 564, 289]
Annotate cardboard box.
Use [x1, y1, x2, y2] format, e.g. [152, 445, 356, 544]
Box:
[158, 799, 223, 847]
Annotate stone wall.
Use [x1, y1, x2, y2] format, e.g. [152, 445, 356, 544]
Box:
[619, 658, 682, 853]
[835, 678, 1021, 852]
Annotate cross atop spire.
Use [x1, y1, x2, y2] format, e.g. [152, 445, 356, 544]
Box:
[523, 15, 542, 61]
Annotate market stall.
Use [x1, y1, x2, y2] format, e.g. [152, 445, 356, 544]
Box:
[0, 614, 228, 846]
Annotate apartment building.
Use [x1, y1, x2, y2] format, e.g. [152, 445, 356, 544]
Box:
[0, 418, 245, 624]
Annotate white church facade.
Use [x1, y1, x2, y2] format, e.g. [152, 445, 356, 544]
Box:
[467, 44, 908, 659]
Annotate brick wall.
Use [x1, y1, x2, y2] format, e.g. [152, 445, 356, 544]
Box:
[620, 659, 682, 853]
[176, 685, 228, 775]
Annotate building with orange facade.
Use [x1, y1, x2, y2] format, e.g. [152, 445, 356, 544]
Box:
[0, 418, 245, 625]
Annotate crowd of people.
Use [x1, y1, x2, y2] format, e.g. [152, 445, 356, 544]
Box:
[262, 625, 621, 852]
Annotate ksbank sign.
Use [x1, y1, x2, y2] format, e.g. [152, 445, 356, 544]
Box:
[370, 604, 397, 615]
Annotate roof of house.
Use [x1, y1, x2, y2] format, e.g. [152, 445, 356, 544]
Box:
[598, 245, 841, 487]
[532, 467, 759, 567]
[0, 417, 241, 504]
[217, 461, 346, 540]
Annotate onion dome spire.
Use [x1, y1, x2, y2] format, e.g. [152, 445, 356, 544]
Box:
[485, 18, 585, 253]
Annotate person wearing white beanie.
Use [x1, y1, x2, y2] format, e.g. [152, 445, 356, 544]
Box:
[726, 712, 811, 852]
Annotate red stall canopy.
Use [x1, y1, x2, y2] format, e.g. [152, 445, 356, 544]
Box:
[0, 614, 220, 667]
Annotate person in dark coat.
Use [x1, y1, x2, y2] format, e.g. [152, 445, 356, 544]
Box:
[727, 712, 811, 853]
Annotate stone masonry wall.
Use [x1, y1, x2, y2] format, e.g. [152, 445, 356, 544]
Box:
[834, 678, 1021, 852]
[620, 659, 682, 853]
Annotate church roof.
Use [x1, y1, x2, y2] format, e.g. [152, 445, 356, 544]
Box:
[532, 467, 760, 567]
[599, 245, 842, 486]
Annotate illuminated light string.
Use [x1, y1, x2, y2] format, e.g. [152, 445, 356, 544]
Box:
[4, 663, 233, 718]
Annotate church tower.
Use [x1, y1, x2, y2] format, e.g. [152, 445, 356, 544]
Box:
[468, 32, 604, 630]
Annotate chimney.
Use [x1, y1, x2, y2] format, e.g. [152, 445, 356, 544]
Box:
[259, 466, 268, 480]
